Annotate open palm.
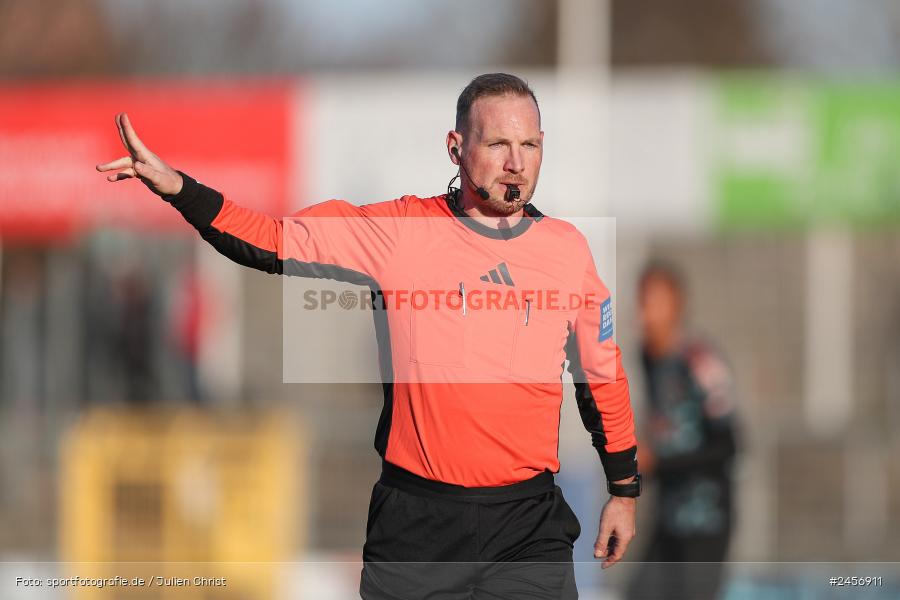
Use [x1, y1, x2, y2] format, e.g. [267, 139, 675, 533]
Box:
[95, 112, 183, 197]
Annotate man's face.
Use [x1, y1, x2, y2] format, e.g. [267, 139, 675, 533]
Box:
[638, 276, 682, 342]
[460, 93, 543, 215]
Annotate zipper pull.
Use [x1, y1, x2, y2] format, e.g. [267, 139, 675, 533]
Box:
[524, 299, 531, 326]
[459, 282, 467, 316]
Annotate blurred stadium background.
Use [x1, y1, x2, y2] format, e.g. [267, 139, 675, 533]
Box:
[2, 0, 900, 598]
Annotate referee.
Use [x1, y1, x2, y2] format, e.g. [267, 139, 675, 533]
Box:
[97, 73, 641, 599]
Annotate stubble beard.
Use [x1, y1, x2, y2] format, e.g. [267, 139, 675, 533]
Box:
[481, 195, 528, 216]
[479, 181, 536, 216]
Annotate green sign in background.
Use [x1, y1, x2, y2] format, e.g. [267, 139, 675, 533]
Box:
[714, 75, 900, 228]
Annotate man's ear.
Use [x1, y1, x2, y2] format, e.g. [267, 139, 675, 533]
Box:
[446, 131, 463, 165]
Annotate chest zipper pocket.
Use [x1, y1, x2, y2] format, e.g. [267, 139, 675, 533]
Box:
[510, 304, 567, 383]
[408, 280, 467, 367]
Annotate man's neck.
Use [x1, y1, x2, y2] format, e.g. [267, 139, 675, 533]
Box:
[457, 188, 524, 230]
[645, 327, 682, 360]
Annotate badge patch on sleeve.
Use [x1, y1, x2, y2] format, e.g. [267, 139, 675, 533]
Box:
[598, 297, 614, 342]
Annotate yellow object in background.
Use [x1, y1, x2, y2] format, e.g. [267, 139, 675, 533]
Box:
[58, 405, 305, 599]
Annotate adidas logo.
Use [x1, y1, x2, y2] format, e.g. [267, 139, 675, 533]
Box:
[479, 262, 515, 286]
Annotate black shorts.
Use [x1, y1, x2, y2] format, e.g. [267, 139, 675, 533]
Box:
[360, 460, 581, 599]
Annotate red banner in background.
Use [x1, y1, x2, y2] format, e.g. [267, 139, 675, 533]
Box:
[0, 79, 294, 243]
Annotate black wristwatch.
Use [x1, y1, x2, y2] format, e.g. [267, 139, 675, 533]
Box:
[607, 473, 642, 498]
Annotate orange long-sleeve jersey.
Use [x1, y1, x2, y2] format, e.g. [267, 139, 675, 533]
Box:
[166, 173, 637, 486]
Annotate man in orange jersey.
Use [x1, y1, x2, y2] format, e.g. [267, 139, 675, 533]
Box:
[98, 73, 641, 599]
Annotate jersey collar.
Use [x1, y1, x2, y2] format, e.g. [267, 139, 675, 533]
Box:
[445, 188, 543, 241]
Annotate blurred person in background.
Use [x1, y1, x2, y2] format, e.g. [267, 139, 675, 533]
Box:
[168, 265, 209, 404]
[96, 73, 642, 599]
[626, 261, 740, 600]
[109, 262, 154, 403]
[84, 241, 156, 404]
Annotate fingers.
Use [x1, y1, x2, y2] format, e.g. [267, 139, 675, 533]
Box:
[96, 156, 134, 172]
[96, 155, 136, 181]
[115, 113, 133, 157]
[119, 112, 150, 158]
[96, 159, 154, 184]
[595, 521, 635, 569]
[109, 169, 136, 181]
[594, 524, 613, 560]
[600, 534, 633, 570]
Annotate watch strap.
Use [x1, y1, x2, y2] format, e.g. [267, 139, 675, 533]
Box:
[607, 473, 642, 498]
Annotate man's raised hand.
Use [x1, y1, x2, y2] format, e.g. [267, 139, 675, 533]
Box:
[95, 113, 183, 197]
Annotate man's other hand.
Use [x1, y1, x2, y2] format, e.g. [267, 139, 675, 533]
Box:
[96, 113, 183, 197]
[594, 491, 637, 569]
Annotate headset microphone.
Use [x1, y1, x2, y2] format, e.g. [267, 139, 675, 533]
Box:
[452, 147, 490, 200]
[452, 147, 523, 203]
